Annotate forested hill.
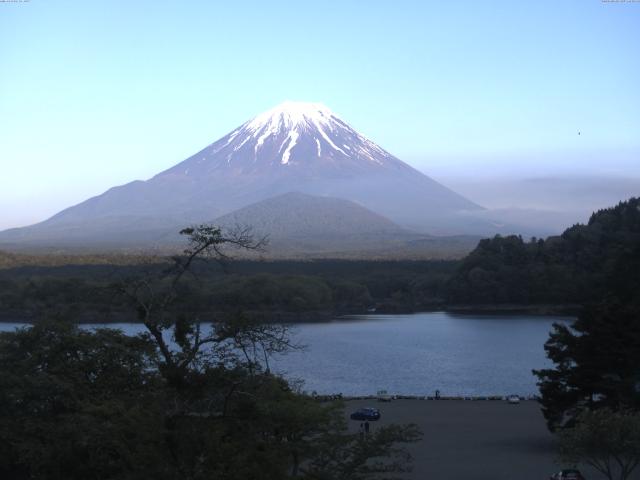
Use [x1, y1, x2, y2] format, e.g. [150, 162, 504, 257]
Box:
[446, 197, 640, 306]
[1, 199, 638, 322]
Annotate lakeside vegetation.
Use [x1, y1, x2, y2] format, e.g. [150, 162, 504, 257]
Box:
[447, 197, 640, 306]
[0, 259, 457, 323]
[2, 198, 638, 323]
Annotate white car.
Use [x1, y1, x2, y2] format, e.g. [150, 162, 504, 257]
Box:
[507, 395, 521, 404]
[377, 390, 392, 402]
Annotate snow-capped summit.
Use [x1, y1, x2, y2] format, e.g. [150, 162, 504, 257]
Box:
[244, 101, 336, 133]
[242, 101, 350, 165]
[161, 101, 410, 175]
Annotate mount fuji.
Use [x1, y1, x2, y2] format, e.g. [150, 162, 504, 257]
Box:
[1, 101, 488, 251]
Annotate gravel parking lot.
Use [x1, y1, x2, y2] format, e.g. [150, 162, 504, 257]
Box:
[345, 399, 635, 480]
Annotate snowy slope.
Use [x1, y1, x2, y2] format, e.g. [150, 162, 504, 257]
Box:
[161, 101, 413, 175]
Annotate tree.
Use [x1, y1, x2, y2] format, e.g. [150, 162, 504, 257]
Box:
[557, 409, 640, 480]
[447, 197, 640, 307]
[0, 224, 422, 479]
[304, 422, 421, 480]
[116, 224, 272, 384]
[534, 300, 640, 431]
[0, 320, 166, 480]
[115, 224, 421, 479]
[533, 199, 640, 431]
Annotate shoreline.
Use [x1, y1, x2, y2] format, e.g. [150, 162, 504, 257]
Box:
[0, 304, 579, 324]
[317, 394, 539, 402]
[443, 303, 581, 316]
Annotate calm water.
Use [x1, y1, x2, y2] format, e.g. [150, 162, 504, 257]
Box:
[0, 312, 571, 397]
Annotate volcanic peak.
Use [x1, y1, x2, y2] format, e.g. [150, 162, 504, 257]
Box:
[223, 101, 384, 165]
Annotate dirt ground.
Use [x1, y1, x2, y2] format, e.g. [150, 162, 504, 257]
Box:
[345, 399, 637, 480]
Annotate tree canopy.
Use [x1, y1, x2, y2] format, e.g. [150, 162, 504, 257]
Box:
[557, 409, 640, 480]
[531, 199, 640, 430]
[0, 225, 421, 480]
[447, 197, 640, 306]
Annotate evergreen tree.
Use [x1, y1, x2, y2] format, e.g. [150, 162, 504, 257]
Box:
[533, 199, 640, 430]
[534, 302, 640, 430]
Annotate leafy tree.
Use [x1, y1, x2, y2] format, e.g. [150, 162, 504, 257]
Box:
[0, 320, 165, 480]
[557, 409, 640, 480]
[305, 422, 421, 480]
[0, 225, 422, 479]
[115, 224, 275, 383]
[534, 302, 640, 430]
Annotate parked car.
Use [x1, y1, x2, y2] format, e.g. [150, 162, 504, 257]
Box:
[350, 407, 381, 421]
[507, 394, 520, 404]
[550, 469, 585, 480]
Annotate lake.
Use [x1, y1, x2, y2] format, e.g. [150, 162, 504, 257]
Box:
[0, 312, 571, 397]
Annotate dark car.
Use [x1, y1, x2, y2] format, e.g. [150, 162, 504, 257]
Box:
[350, 407, 381, 421]
[550, 469, 585, 480]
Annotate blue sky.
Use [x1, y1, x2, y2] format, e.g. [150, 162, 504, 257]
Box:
[1, 0, 639, 228]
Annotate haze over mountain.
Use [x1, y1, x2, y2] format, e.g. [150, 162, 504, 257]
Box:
[214, 192, 406, 239]
[151, 192, 479, 259]
[207, 192, 463, 258]
[1, 101, 506, 252]
[436, 174, 640, 232]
